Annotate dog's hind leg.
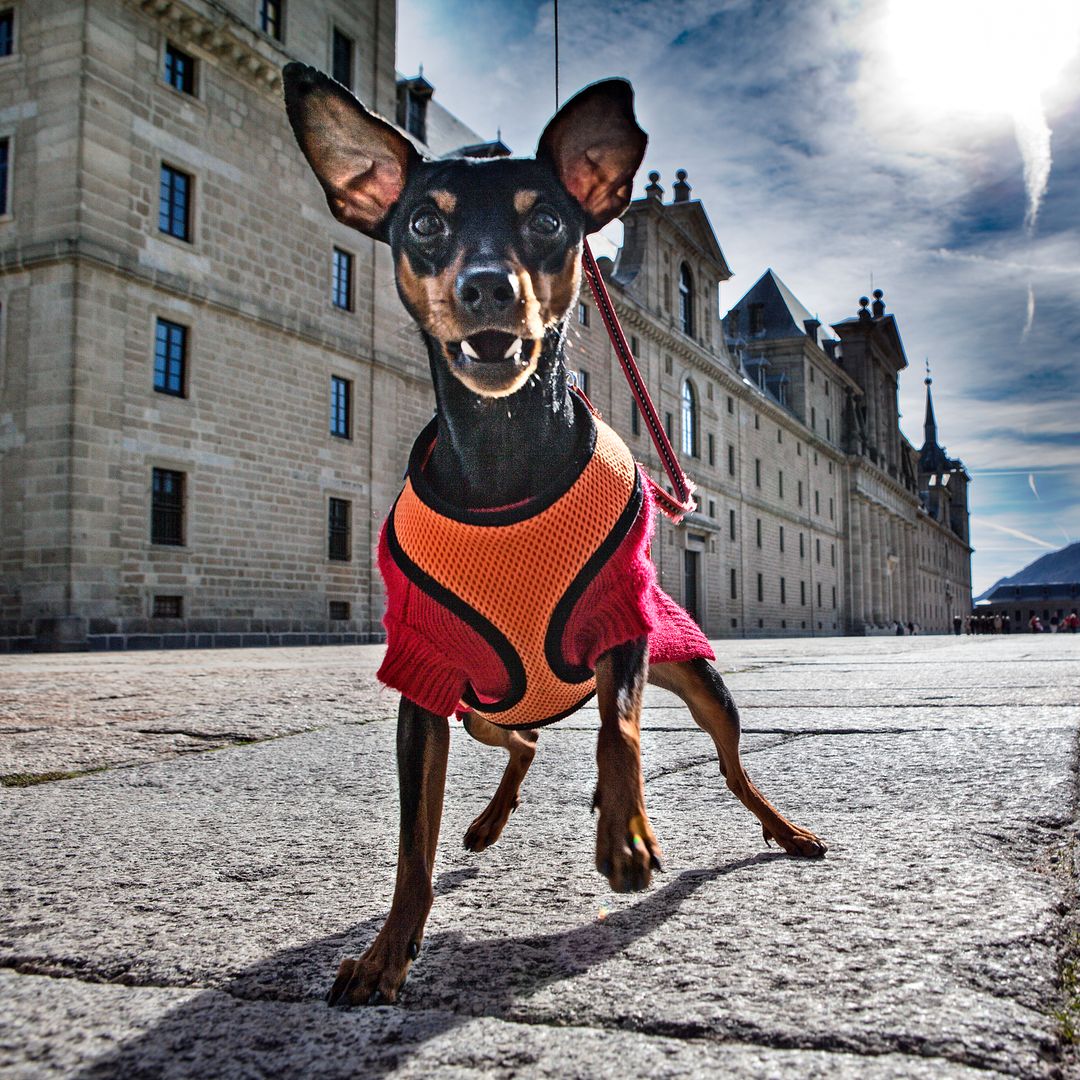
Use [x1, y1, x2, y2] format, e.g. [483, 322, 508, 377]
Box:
[461, 713, 539, 852]
[594, 637, 663, 892]
[649, 658, 827, 858]
[328, 696, 449, 1007]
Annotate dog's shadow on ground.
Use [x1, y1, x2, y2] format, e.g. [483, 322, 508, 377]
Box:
[77, 853, 783, 1078]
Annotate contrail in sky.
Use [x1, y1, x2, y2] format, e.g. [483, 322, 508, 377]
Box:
[1021, 283, 1036, 341]
[1028, 473, 1040, 500]
[980, 521, 1057, 549]
[1014, 93, 1053, 234]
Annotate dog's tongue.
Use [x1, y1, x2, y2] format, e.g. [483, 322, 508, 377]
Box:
[462, 331, 522, 364]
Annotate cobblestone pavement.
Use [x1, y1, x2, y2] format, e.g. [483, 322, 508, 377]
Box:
[2, 635, 1079, 1078]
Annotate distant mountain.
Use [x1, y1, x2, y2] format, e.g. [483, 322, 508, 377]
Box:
[977, 541, 1080, 601]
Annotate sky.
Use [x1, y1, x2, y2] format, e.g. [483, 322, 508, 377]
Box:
[395, 0, 1080, 596]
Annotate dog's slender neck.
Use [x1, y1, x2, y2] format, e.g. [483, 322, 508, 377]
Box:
[422, 323, 586, 509]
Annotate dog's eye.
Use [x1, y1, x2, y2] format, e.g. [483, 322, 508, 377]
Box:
[528, 209, 560, 236]
[411, 209, 447, 238]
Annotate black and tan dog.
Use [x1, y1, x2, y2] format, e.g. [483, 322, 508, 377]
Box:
[283, 65, 826, 1007]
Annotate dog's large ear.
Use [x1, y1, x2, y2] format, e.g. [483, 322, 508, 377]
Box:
[283, 63, 420, 240]
[536, 79, 647, 231]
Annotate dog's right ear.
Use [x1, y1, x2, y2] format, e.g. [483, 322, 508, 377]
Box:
[283, 63, 420, 240]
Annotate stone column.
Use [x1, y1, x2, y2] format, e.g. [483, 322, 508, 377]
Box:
[849, 497, 864, 633]
[868, 504, 882, 627]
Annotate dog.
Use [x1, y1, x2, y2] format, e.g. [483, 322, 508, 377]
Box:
[282, 65, 826, 1007]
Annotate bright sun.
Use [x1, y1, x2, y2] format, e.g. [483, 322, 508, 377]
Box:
[884, 0, 1080, 117]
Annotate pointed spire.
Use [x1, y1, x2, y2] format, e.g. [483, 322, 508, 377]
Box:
[923, 359, 938, 446]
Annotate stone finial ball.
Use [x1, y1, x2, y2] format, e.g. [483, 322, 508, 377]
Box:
[676, 168, 687, 180]
[873, 288, 884, 300]
[859, 296, 870, 307]
[648, 171, 660, 183]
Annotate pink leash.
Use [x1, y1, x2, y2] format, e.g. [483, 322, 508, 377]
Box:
[580, 239, 697, 522]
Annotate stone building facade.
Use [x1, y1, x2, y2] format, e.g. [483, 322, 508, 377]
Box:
[0, 0, 971, 650]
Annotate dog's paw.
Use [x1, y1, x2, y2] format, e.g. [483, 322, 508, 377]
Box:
[596, 811, 663, 893]
[763, 823, 827, 858]
[463, 794, 519, 853]
[326, 936, 420, 1007]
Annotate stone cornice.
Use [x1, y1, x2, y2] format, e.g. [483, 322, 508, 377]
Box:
[0, 237, 430, 388]
[134, 0, 286, 94]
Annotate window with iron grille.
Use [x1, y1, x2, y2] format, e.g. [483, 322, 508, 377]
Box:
[332, 28, 354, 87]
[259, 0, 283, 39]
[0, 136, 9, 217]
[151, 468, 184, 546]
[154, 318, 187, 397]
[328, 600, 351, 621]
[0, 10, 12, 57]
[153, 595, 183, 618]
[330, 376, 351, 439]
[164, 42, 196, 95]
[328, 498, 351, 561]
[332, 247, 353, 310]
[159, 164, 192, 241]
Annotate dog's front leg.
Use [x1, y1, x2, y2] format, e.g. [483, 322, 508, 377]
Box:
[594, 637, 662, 892]
[328, 696, 449, 1006]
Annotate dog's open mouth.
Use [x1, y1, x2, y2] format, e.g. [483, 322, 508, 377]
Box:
[458, 331, 526, 365]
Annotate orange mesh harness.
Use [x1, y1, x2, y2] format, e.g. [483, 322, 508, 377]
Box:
[384, 406, 642, 728]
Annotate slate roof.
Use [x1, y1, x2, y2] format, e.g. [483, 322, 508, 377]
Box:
[723, 268, 835, 350]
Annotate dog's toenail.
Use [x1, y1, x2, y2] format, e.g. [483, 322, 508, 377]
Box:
[409, 941, 420, 959]
[368, 990, 385, 1006]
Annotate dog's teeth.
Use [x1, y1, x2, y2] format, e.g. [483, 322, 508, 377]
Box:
[460, 340, 479, 359]
[503, 337, 523, 359]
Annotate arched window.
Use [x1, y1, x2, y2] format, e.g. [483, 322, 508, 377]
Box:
[679, 263, 694, 336]
[681, 378, 699, 458]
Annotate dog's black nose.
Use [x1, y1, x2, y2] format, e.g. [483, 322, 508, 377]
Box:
[456, 266, 519, 320]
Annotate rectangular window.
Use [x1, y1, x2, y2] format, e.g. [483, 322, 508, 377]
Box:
[259, 0, 283, 39]
[826, 417, 832, 441]
[780, 577, 786, 604]
[576, 368, 590, 396]
[332, 247, 353, 310]
[778, 470, 784, 499]
[332, 27, 354, 88]
[800, 580, 806, 605]
[328, 497, 351, 561]
[727, 444, 735, 476]
[817, 581, 823, 606]
[754, 413, 760, 430]
[749, 302, 764, 334]
[825, 379, 830, 397]
[630, 399, 640, 437]
[577, 302, 589, 326]
[153, 595, 183, 618]
[756, 518, 762, 548]
[797, 441, 802, 456]
[810, 367, 815, 383]
[815, 490, 821, 515]
[754, 458, 761, 487]
[328, 600, 351, 621]
[154, 318, 187, 397]
[730, 568, 737, 600]
[151, 468, 185, 546]
[708, 498, 716, 518]
[727, 395, 734, 414]
[0, 136, 8, 217]
[757, 572, 763, 602]
[707, 432, 715, 466]
[0, 9, 12, 57]
[811, 406, 817, 429]
[831, 543, 836, 567]
[665, 412, 673, 441]
[816, 538, 821, 563]
[164, 42, 196, 94]
[799, 532, 804, 558]
[330, 376, 351, 439]
[798, 480, 803, 507]
[728, 508, 736, 540]
[829, 497, 835, 520]
[630, 334, 639, 356]
[777, 428, 782, 444]
[159, 163, 192, 241]
[832, 585, 837, 609]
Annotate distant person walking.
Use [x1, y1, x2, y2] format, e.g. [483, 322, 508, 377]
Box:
[1029, 615, 1044, 633]
[953, 614, 962, 635]
[1066, 610, 1079, 633]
